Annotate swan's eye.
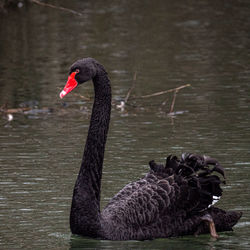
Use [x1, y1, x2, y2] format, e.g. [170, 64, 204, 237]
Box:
[75, 69, 80, 73]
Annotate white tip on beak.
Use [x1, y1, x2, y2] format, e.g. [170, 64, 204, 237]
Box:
[60, 90, 67, 99]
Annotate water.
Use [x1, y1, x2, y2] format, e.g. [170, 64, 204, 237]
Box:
[0, 0, 249, 249]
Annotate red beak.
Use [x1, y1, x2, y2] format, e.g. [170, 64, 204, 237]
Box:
[60, 72, 78, 99]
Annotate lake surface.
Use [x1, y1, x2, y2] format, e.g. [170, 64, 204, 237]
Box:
[0, 0, 249, 249]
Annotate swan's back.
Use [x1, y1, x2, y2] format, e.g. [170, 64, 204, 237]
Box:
[100, 154, 241, 240]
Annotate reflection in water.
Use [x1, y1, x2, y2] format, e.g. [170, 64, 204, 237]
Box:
[0, 0, 250, 249]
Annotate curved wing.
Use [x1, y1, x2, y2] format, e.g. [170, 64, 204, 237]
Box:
[101, 173, 188, 240]
[101, 154, 225, 240]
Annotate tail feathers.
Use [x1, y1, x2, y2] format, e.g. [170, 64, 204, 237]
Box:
[179, 153, 225, 179]
[194, 207, 242, 236]
[149, 154, 225, 180]
[149, 153, 226, 212]
[209, 207, 242, 231]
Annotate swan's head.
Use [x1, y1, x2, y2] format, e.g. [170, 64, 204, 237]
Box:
[60, 58, 101, 99]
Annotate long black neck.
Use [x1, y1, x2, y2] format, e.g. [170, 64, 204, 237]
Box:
[70, 72, 111, 237]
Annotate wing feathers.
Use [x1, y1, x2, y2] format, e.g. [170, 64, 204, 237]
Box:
[102, 153, 226, 238]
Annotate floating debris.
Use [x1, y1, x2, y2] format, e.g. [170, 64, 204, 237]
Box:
[7, 113, 13, 121]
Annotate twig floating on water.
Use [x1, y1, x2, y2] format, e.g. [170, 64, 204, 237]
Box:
[30, 0, 83, 16]
[169, 89, 178, 114]
[1, 107, 31, 114]
[140, 84, 191, 98]
[116, 72, 137, 111]
[124, 72, 137, 104]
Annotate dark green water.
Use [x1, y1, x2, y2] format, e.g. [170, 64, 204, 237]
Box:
[0, 0, 249, 249]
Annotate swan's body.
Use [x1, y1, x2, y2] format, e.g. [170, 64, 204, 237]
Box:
[60, 58, 241, 240]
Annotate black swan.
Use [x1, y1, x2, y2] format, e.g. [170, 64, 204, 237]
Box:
[59, 58, 242, 240]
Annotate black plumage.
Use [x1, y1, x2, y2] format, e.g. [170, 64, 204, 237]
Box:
[60, 58, 242, 240]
